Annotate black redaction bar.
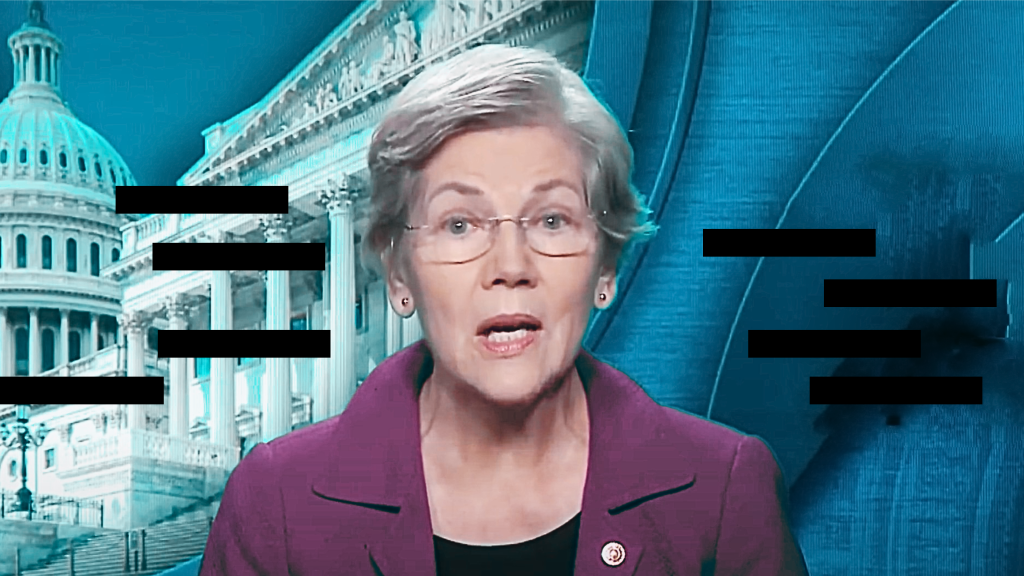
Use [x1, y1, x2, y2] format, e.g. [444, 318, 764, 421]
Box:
[152, 242, 325, 271]
[114, 185, 289, 214]
[748, 329, 920, 358]
[824, 279, 997, 307]
[158, 330, 330, 359]
[703, 229, 875, 257]
[810, 376, 982, 404]
[0, 377, 165, 404]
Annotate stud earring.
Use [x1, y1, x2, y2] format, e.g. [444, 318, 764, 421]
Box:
[599, 293, 607, 301]
[402, 297, 410, 306]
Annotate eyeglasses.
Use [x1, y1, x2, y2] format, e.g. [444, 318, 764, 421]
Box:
[403, 204, 605, 264]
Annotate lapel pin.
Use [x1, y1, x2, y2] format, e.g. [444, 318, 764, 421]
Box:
[601, 541, 626, 567]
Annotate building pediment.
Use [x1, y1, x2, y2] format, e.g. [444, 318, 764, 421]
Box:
[181, 0, 552, 187]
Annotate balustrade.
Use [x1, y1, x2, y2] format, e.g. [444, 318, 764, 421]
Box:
[121, 213, 212, 258]
[68, 428, 239, 470]
[38, 345, 157, 377]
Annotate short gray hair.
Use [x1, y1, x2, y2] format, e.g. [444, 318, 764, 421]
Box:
[362, 42, 657, 277]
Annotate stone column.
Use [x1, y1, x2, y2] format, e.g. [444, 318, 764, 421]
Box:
[90, 313, 100, 353]
[59, 309, 69, 365]
[28, 307, 41, 376]
[318, 177, 359, 415]
[0, 307, 8, 377]
[27, 43, 35, 83]
[386, 300, 403, 356]
[120, 311, 148, 430]
[259, 214, 294, 441]
[314, 262, 331, 422]
[208, 244, 238, 448]
[166, 295, 191, 439]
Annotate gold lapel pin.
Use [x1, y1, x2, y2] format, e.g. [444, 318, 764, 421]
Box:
[601, 541, 626, 567]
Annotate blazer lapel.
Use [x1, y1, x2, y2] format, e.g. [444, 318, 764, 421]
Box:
[309, 343, 437, 576]
[572, 350, 698, 575]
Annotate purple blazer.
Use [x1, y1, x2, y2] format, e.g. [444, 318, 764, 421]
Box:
[199, 341, 809, 575]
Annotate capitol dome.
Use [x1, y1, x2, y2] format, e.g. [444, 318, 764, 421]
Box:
[0, 1, 133, 378]
[0, 0, 137, 198]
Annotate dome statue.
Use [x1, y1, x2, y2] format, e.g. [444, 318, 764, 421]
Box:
[0, 0, 137, 196]
[26, 0, 50, 30]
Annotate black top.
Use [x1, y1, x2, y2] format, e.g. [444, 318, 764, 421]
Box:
[434, 512, 581, 576]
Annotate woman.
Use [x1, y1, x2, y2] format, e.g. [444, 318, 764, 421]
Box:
[199, 43, 808, 576]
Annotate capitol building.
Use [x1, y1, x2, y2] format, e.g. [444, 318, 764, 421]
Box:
[0, 0, 595, 532]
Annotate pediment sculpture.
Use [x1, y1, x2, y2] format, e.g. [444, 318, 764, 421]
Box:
[229, 0, 538, 163]
[421, 0, 524, 56]
[367, 35, 395, 84]
[393, 10, 419, 68]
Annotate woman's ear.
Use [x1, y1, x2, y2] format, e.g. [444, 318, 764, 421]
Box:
[384, 246, 416, 317]
[595, 267, 617, 309]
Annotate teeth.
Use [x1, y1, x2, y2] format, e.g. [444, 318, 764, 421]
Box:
[486, 328, 530, 343]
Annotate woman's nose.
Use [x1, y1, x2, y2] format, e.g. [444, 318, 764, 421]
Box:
[487, 220, 533, 284]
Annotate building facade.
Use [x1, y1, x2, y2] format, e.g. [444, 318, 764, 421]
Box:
[0, 0, 595, 531]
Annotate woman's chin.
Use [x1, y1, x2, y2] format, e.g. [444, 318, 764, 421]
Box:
[470, 375, 560, 408]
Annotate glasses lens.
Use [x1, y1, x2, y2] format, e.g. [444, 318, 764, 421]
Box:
[420, 210, 491, 263]
[526, 206, 593, 256]
[418, 203, 596, 263]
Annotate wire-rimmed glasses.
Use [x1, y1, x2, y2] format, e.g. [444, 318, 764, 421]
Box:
[404, 203, 604, 264]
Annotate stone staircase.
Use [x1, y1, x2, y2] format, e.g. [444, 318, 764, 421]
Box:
[1, 490, 223, 576]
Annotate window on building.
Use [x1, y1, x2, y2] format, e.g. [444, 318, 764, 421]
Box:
[41, 235, 51, 269]
[78, 156, 85, 172]
[15, 327, 27, 376]
[16, 234, 26, 268]
[94, 162, 102, 178]
[59, 151, 66, 168]
[147, 327, 159, 352]
[39, 149, 47, 165]
[90, 242, 100, 276]
[0, 149, 7, 164]
[42, 328, 55, 372]
[69, 331, 81, 363]
[7, 459, 15, 478]
[18, 148, 26, 164]
[290, 315, 307, 331]
[111, 248, 120, 262]
[44, 448, 55, 470]
[111, 166, 117, 185]
[66, 238, 77, 272]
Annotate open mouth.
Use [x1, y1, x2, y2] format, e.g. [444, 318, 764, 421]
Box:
[476, 314, 542, 356]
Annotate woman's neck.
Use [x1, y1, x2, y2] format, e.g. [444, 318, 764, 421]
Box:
[418, 365, 590, 476]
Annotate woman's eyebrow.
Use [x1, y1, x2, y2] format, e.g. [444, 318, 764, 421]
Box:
[427, 178, 580, 201]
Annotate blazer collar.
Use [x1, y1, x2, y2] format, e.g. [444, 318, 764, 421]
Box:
[310, 341, 696, 575]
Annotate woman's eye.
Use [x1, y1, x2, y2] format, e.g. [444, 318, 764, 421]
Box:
[443, 216, 474, 235]
[541, 212, 569, 229]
